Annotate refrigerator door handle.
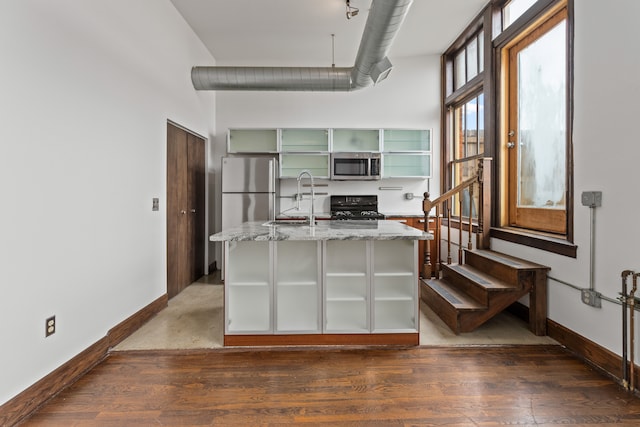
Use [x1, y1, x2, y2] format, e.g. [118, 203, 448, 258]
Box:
[270, 195, 276, 221]
[269, 158, 276, 193]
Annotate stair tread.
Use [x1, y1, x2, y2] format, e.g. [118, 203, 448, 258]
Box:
[470, 249, 550, 271]
[423, 278, 485, 311]
[442, 263, 518, 291]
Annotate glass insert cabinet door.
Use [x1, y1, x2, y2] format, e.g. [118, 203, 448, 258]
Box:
[279, 153, 330, 178]
[275, 241, 321, 333]
[280, 129, 329, 152]
[507, 8, 567, 234]
[333, 129, 380, 152]
[383, 153, 431, 178]
[225, 241, 272, 333]
[227, 129, 278, 153]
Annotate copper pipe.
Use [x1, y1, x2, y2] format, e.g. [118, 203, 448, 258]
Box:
[622, 270, 634, 391]
[631, 274, 639, 392]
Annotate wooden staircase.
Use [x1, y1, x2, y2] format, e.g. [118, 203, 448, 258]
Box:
[420, 248, 550, 335]
[420, 158, 550, 336]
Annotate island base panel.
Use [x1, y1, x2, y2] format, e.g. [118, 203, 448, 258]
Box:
[224, 333, 419, 347]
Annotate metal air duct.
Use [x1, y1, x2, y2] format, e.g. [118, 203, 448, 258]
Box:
[191, 0, 413, 91]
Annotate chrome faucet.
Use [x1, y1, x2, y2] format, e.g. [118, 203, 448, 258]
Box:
[296, 169, 315, 228]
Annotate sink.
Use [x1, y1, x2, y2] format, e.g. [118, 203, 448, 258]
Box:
[263, 219, 317, 226]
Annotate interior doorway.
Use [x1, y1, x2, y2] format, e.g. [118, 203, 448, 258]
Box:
[166, 121, 206, 299]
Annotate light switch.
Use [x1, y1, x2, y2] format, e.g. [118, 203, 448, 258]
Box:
[152, 198, 160, 211]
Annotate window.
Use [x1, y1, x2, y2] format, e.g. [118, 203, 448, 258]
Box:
[502, 4, 569, 235]
[450, 94, 485, 217]
[441, 0, 574, 255]
[443, 21, 486, 220]
[503, 0, 538, 28]
[449, 31, 484, 95]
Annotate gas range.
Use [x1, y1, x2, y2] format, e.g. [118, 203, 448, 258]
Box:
[330, 195, 386, 220]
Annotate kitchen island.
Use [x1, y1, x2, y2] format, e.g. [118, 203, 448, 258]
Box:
[210, 220, 432, 346]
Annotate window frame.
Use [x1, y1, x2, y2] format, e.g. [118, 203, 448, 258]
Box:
[440, 0, 575, 257]
[442, 9, 492, 193]
[493, 0, 575, 257]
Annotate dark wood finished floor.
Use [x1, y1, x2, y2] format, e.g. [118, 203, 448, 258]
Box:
[20, 345, 640, 426]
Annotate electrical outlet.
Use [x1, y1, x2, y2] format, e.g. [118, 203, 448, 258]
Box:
[45, 315, 56, 337]
[581, 289, 602, 308]
[152, 198, 159, 211]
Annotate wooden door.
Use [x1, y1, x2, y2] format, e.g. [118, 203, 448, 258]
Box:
[187, 133, 205, 282]
[506, 8, 567, 234]
[167, 123, 205, 299]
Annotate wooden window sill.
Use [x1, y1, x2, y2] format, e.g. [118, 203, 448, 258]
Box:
[490, 227, 577, 258]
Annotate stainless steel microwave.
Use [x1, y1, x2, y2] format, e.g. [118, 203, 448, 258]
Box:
[331, 152, 381, 181]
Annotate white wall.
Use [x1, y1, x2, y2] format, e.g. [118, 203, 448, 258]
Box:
[491, 0, 640, 357]
[6, 0, 634, 408]
[213, 55, 441, 263]
[0, 0, 215, 404]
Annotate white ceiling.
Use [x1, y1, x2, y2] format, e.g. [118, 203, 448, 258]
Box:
[169, 0, 488, 67]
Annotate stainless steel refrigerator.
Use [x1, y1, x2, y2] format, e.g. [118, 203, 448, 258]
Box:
[221, 157, 279, 230]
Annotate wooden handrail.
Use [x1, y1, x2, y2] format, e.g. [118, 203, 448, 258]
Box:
[427, 175, 478, 210]
[421, 158, 492, 278]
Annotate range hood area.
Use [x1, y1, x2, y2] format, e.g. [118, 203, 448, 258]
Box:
[191, 0, 413, 92]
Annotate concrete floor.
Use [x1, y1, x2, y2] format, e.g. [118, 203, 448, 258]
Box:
[114, 274, 557, 351]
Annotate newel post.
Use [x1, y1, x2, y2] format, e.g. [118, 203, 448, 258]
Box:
[477, 158, 492, 249]
[422, 192, 435, 278]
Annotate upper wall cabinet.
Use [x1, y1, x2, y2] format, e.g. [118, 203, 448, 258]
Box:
[383, 153, 431, 178]
[279, 129, 330, 178]
[280, 154, 330, 179]
[382, 129, 431, 178]
[382, 129, 431, 152]
[226, 128, 431, 179]
[281, 129, 329, 152]
[333, 129, 381, 152]
[228, 129, 278, 153]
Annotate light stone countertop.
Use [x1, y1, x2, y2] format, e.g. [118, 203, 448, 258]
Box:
[209, 220, 433, 242]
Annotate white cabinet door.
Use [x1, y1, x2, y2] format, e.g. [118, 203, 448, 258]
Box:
[225, 241, 273, 334]
[323, 240, 370, 332]
[227, 129, 278, 153]
[225, 239, 419, 337]
[280, 129, 329, 152]
[382, 129, 432, 178]
[275, 241, 322, 333]
[371, 240, 418, 332]
[382, 153, 431, 178]
[383, 129, 431, 151]
[332, 129, 381, 152]
[279, 153, 330, 179]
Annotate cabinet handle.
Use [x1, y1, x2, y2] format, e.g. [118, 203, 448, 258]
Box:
[191, 209, 196, 213]
[180, 210, 187, 215]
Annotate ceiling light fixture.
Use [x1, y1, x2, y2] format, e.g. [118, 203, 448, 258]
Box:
[346, 0, 359, 19]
